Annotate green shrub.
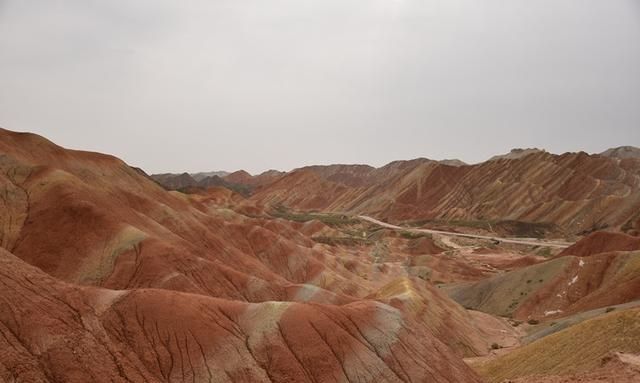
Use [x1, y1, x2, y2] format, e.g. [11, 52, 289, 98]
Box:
[400, 231, 431, 240]
[312, 236, 371, 246]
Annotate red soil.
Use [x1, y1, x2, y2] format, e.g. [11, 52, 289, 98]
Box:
[517, 251, 640, 320]
[3, 128, 639, 382]
[0, 248, 481, 382]
[559, 231, 640, 257]
[0, 128, 485, 382]
[251, 151, 640, 233]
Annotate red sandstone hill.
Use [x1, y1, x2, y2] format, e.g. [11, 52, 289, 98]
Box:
[0, 128, 485, 382]
[151, 172, 198, 189]
[224, 169, 285, 190]
[0, 248, 481, 382]
[250, 150, 640, 234]
[224, 169, 253, 184]
[152, 169, 284, 196]
[447, 231, 640, 321]
[3, 127, 640, 382]
[559, 231, 640, 257]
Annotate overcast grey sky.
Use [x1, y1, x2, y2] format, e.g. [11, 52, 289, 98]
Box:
[1, 0, 639, 174]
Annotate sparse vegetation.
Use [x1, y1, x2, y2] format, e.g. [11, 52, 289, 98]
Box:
[370, 240, 390, 263]
[536, 247, 552, 258]
[577, 222, 610, 236]
[476, 308, 640, 382]
[312, 236, 371, 246]
[407, 266, 431, 281]
[621, 220, 633, 232]
[496, 220, 559, 239]
[270, 205, 359, 226]
[402, 218, 494, 231]
[401, 218, 560, 238]
[399, 230, 432, 240]
[528, 319, 540, 325]
[446, 257, 570, 317]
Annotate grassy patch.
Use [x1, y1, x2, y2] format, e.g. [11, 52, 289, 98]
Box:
[270, 205, 359, 226]
[312, 236, 372, 246]
[495, 220, 559, 238]
[399, 230, 432, 240]
[402, 218, 492, 231]
[536, 247, 553, 258]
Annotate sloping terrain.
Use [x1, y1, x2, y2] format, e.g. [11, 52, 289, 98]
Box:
[0, 248, 481, 383]
[487, 148, 544, 162]
[558, 230, 640, 257]
[251, 150, 640, 234]
[445, 257, 572, 319]
[446, 232, 640, 320]
[191, 170, 230, 181]
[472, 307, 640, 382]
[521, 299, 640, 345]
[151, 172, 199, 190]
[152, 169, 283, 197]
[505, 357, 640, 383]
[371, 278, 520, 358]
[151, 172, 253, 196]
[2, 127, 640, 382]
[0, 128, 489, 382]
[601, 145, 640, 159]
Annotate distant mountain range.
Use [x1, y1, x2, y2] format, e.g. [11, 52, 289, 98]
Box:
[153, 146, 640, 234]
[150, 169, 284, 196]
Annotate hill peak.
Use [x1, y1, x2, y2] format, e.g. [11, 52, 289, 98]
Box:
[600, 146, 640, 159]
[488, 148, 545, 162]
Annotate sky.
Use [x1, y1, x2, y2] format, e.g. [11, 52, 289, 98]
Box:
[1, 0, 639, 175]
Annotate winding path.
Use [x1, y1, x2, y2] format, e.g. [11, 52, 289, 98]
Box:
[358, 215, 573, 248]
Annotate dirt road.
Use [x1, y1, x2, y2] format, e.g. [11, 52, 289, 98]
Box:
[358, 215, 573, 248]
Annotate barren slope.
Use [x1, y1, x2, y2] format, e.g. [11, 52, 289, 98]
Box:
[3, 128, 639, 382]
[473, 307, 640, 382]
[446, 232, 640, 320]
[0, 248, 481, 383]
[0, 128, 488, 382]
[251, 151, 640, 233]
